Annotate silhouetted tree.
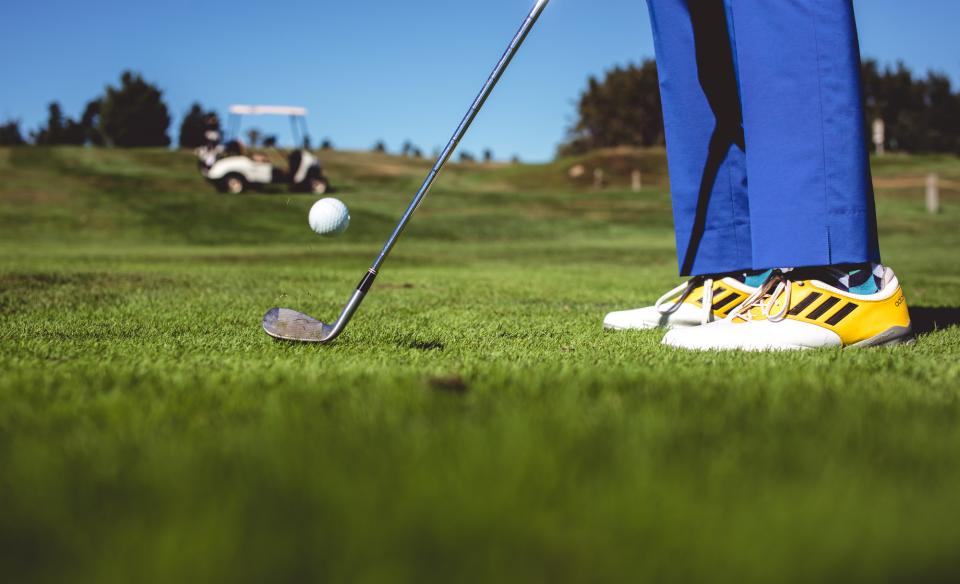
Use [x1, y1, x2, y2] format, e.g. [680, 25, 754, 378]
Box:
[262, 135, 278, 148]
[245, 128, 262, 148]
[862, 59, 960, 155]
[372, 140, 387, 153]
[459, 151, 475, 163]
[320, 138, 334, 150]
[401, 140, 415, 157]
[178, 103, 217, 149]
[483, 149, 494, 163]
[560, 60, 663, 156]
[80, 99, 104, 146]
[33, 102, 85, 145]
[562, 58, 960, 157]
[99, 71, 171, 147]
[0, 120, 26, 146]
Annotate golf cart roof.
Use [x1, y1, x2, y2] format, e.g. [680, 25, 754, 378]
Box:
[228, 105, 308, 117]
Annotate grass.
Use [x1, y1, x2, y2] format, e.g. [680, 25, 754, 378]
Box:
[1, 146, 960, 583]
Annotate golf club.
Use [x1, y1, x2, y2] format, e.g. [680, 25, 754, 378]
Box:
[263, 0, 551, 343]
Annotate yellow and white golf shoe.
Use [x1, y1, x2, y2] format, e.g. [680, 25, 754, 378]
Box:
[662, 267, 913, 351]
[604, 276, 757, 331]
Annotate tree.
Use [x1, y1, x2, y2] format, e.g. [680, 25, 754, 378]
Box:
[372, 140, 387, 153]
[99, 71, 171, 147]
[459, 151, 475, 163]
[562, 57, 960, 157]
[0, 120, 25, 146]
[320, 138, 334, 150]
[31, 102, 63, 144]
[861, 59, 960, 155]
[178, 102, 217, 149]
[32, 102, 85, 145]
[483, 149, 494, 163]
[80, 99, 104, 146]
[559, 60, 663, 156]
[245, 128, 262, 148]
[262, 135, 278, 148]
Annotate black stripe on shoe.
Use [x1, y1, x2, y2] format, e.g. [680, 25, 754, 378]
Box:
[696, 287, 726, 307]
[788, 292, 823, 316]
[712, 293, 741, 311]
[807, 297, 842, 321]
[825, 302, 859, 326]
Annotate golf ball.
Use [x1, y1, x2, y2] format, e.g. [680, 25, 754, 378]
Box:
[308, 198, 350, 236]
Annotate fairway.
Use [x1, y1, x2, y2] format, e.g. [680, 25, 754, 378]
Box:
[2, 146, 960, 582]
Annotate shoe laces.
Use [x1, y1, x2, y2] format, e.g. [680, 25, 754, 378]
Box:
[654, 276, 716, 325]
[725, 269, 792, 323]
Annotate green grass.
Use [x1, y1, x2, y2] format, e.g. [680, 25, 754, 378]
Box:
[2, 146, 960, 583]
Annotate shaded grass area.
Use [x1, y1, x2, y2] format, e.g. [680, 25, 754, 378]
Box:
[1, 147, 960, 583]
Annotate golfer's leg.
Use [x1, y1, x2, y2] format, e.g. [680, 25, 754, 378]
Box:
[664, 0, 909, 351]
[729, 0, 881, 268]
[647, 0, 751, 276]
[604, 0, 754, 331]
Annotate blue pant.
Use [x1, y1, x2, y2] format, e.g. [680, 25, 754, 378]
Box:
[647, 0, 881, 276]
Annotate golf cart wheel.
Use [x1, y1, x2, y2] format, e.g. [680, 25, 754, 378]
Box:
[308, 177, 330, 195]
[219, 173, 247, 195]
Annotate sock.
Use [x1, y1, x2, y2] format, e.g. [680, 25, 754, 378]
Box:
[742, 269, 773, 288]
[730, 265, 884, 294]
[815, 264, 884, 295]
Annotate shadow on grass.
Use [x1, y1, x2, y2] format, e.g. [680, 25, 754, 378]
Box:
[911, 307, 960, 336]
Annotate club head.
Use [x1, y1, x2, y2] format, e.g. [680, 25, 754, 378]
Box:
[263, 308, 336, 343]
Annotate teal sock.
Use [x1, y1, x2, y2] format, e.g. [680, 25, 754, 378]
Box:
[743, 269, 773, 288]
[736, 265, 883, 294]
[842, 264, 884, 295]
[805, 264, 884, 295]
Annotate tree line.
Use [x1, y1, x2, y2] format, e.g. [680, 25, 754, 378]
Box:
[7, 60, 952, 158]
[370, 140, 507, 164]
[0, 69, 499, 158]
[560, 59, 960, 157]
[0, 71, 225, 150]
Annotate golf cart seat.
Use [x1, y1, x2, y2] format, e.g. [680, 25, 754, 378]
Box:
[288, 150, 303, 183]
[224, 140, 245, 156]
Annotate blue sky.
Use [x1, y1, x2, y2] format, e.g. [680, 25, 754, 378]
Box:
[3, 0, 959, 161]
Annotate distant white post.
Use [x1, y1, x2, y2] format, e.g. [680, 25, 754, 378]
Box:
[593, 168, 605, 189]
[631, 169, 643, 192]
[872, 118, 886, 156]
[926, 173, 940, 214]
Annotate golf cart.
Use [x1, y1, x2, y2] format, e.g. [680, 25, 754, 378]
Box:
[198, 105, 330, 195]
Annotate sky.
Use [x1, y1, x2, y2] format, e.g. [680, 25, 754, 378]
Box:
[3, 0, 959, 161]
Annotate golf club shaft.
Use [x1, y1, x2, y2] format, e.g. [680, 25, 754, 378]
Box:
[327, 0, 551, 338]
[372, 0, 550, 273]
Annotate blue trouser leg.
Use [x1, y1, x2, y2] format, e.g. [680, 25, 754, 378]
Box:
[647, 0, 752, 276]
[647, 0, 881, 275]
[729, 0, 880, 269]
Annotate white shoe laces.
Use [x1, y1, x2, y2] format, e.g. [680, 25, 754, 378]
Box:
[725, 270, 792, 323]
[654, 277, 716, 325]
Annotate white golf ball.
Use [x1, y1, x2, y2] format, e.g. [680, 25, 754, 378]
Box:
[308, 198, 350, 236]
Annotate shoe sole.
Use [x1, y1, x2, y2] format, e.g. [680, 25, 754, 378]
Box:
[848, 325, 915, 349]
[603, 323, 659, 331]
[604, 322, 702, 331]
[663, 324, 916, 351]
